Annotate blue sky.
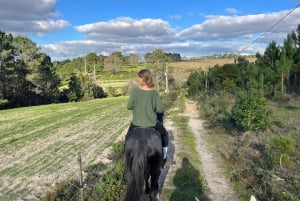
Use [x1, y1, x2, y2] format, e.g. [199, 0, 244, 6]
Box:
[0, 0, 300, 60]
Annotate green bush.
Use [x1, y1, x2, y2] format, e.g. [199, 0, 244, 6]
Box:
[42, 179, 81, 201]
[231, 91, 270, 131]
[186, 71, 205, 96]
[160, 90, 181, 111]
[95, 160, 126, 201]
[109, 142, 125, 161]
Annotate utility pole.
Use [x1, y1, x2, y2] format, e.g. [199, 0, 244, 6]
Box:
[164, 62, 169, 93]
[205, 70, 208, 93]
[93, 65, 96, 84]
[84, 57, 87, 74]
[77, 152, 84, 201]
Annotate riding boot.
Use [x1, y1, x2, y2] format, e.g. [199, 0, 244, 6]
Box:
[163, 147, 168, 159]
[162, 147, 168, 168]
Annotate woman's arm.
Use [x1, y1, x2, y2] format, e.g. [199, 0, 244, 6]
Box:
[127, 88, 135, 110]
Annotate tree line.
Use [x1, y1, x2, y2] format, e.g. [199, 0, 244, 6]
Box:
[187, 24, 300, 99]
[0, 32, 60, 108]
[0, 29, 181, 109]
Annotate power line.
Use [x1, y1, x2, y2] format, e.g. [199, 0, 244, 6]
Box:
[241, 3, 300, 52]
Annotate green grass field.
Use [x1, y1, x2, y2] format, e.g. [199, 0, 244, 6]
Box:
[0, 96, 131, 200]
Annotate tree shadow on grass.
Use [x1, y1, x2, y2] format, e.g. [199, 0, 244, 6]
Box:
[169, 157, 210, 201]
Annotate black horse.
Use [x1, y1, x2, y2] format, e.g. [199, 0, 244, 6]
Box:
[124, 127, 162, 201]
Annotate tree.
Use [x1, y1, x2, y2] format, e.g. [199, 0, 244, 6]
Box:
[186, 70, 205, 96]
[79, 73, 94, 101]
[207, 65, 223, 91]
[35, 53, 60, 103]
[85, 52, 103, 73]
[290, 25, 300, 92]
[263, 41, 281, 69]
[67, 73, 83, 102]
[263, 41, 280, 97]
[104, 51, 123, 74]
[165, 52, 181, 62]
[127, 54, 140, 64]
[1, 32, 40, 107]
[275, 53, 292, 94]
[13, 36, 40, 63]
[93, 84, 107, 99]
[0, 31, 14, 104]
[236, 56, 259, 91]
[10, 59, 35, 106]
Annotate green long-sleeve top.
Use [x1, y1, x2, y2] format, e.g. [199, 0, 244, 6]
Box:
[127, 87, 164, 127]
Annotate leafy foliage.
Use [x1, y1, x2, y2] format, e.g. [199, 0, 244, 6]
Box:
[186, 70, 205, 96]
[95, 160, 126, 201]
[67, 73, 84, 101]
[269, 136, 295, 168]
[231, 92, 270, 131]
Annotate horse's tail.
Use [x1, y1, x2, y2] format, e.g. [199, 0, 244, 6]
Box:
[125, 140, 148, 201]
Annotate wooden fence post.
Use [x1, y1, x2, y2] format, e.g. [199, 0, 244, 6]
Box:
[77, 152, 84, 201]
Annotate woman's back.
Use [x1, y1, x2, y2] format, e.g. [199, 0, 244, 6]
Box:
[127, 87, 163, 127]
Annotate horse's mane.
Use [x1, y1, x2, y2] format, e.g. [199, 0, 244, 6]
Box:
[124, 128, 162, 201]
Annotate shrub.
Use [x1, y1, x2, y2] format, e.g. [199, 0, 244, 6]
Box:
[269, 136, 295, 169]
[109, 142, 125, 161]
[186, 71, 205, 96]
[95, 160, 126, 201]
[42, 179, 80, 201]
[231, 91, 270, 132]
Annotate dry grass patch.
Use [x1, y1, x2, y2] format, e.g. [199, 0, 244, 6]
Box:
[170, 57, 256, 70]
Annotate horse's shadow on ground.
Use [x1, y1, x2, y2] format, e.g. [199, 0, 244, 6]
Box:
[168, 157, 210, 201]
[154, 129, 209, 201]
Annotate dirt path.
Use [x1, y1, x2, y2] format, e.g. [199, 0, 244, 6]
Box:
[160, 99, 238, 201]
[182, 99, 239, 201]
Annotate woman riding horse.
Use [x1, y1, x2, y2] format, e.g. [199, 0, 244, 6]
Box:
[124, 69, 168, 201]
[126, 69, 169, 162]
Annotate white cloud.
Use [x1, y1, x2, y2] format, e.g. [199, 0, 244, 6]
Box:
[178, 8, 300, 42]
[0, 0, 70, 35]
[75, 17, 177, 43]
[48, 7, 300, 60]
[169, 15, 182, 20]
[225, 8, 240, 15]
[43, 6, 300, 60]
[1, 0, 299, 60]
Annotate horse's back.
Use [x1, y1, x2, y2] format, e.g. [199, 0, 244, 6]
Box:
[125, 127, 162, 150]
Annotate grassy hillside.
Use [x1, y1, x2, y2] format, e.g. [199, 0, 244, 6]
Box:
[97, 57, 257, 94]
[0, 97, 131, 200]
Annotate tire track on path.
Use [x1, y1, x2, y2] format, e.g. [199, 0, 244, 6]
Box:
[184, 99, 239, 201]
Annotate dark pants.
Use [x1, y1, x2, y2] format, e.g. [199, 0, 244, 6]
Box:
[126, 122, 169, 147]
